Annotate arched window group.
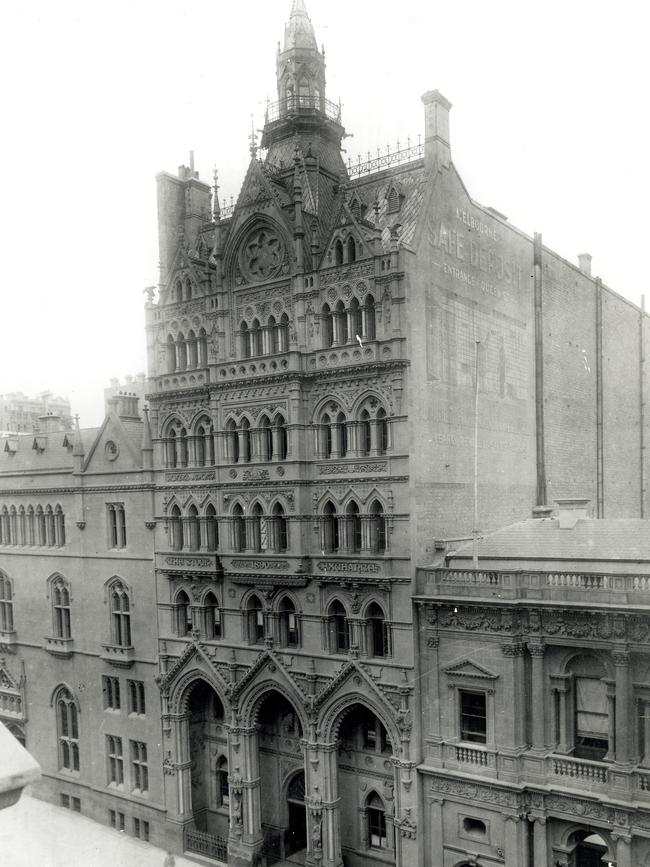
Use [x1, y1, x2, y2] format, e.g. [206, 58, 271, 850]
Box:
[319, 499, 387, 554]
[168, 502, 219, 552]
[315, 404, 388, 459]
[55, 685, 80, 773]
[244, 593, 300, 648]
[164, 416, 214, 468]
[230, 502, 289, 554]
[321, 294, 374, 348]
[224, 414, 288, 464]
[50, 575, 71, 640]
[326, 598, 390, 657]
[0, 504, 65, 547]
[173, 277, 195, 303]
[108, 579, 132, 648]
[172, 589, 223, 641]
[333, 235, 358, 267]
[0, 571, 13, 633]
[166, 328, 208, 373]
[240, 313, 289, 358]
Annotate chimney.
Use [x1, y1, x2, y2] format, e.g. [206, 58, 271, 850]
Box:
[116, 392, 140, 420]
[555, 497, 591, 529]
[578, 253, 592, 276]
[36, 413, 65, 434]
[421, 90, 452, 169]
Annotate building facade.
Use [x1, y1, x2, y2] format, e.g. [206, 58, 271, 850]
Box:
[2, 2, 650, 866]
[0, 392, 72, 434]
[415, 500, 650, 867]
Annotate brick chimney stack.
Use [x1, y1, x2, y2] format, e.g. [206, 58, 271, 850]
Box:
[421, 90, 452, 170]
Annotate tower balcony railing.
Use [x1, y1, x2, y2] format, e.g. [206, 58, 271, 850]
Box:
[265, 95, 341, 124]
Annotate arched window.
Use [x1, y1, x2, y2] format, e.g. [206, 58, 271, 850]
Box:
[0, 507, 6, 545]
[321, 413, 332, 458]
[54, 505, 65, 546]
[346, 501, 362, 553]
[206, 504, 219, 551]
[226, 419, 239, 463]
[350, 297, 362, 341]
[247, 595, 264, 644]
[197, 328, 208, 367]
[279, 597, 299, 648]
[367, 792, 387, 849]
[167, 334, 176, 373]
[195, 419, 214, 467]
[36, 506, 46, 546]
[26, 506, 35, 546]
[174, 279, 182, 302]
[259, 415, 273, 461]
[249, 503, 263, 553]
[176, 332, 187, 370]
[217, 756, 229, 806]
[175, 589, 193, 637]
[367, 602, 389, 658]
[204, 592, 222, 640]
[335, 240, 344, 266]
[241, 419, 252, 463]
[278, 313, 289, 352]
[347, 236, 356, 263]
[240, 321, 250, 359]
[9, 507, 17, 545]
[169, 504, 183, 550]
[376, 408, 388, 455]
[272, 503, 288, 552]
[363, 294, 376, 341]
[45, 505, 55, 546]
[17, 507, 26, 546]
[275, 414, 288, 460]
[184, 278, 193, 301]
[360, 409, 372, 456]
[109, 580, 132, 647]
[323, 501, 339, 553]
[327, 600, 349, 653]
[321, 304, 333, 348]
[166, 421, 188, 468]
[187, 505, 200, 551]
[334, 300, 348, 345]
[51, 576, 71, 639]
[178, 427, 188, 467]
[232, 504, 245, 552]
[268, 315, 278, 354]
[186, 330, 198, 369]
[55, 686, 79, 772]
[0, 572, 14, 632]
[250, 319, 263, 357]
[370, 500, 387, 553]
[167, 429, 178, 468]
[336, 411, 348, 457]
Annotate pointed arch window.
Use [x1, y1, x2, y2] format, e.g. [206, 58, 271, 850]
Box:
[250, 319, 263, 357]
[55, 686, 80, 772]
[52, 576, 71, 639]
[347, 236, 357, 263]
[350, 297, 362, 341]
[323, 501, 339, 553]
[36, 506, 46, 546]
[17, 506, 26, 546]
[187, 329, 198, 369]
[370, 500, 387, 553]
[217, 756, 229, 806]
[321, 413, 332, 458]
[367, 602, 389, 658]
[0, 572, 14, 632]
[26, 506, 35, 546]
[275, 414, 288, 460]
[198, 328, 208, 367]
[246, 595, 264, 644]
[205, 504, 219, 551]
[336, 411, 348, 457]
[240, 321, 250, 359]
[278, 313, 290, 352]
[204, 592, 222, 640]
[226, 419, 239, 463]
[360, 409, 372, 456]
[259, 415, 273, 461]
[241, 419, 252, 463]
[363, 294, 376, 341]
[54, 505, 65, 546]
[187, 505, 200, 551]
[109, 580, 132, 647]
[367, 792, 388, 849]
[9, 507, 17, 545]
[271, 503, 288, 552]
[279, 597, 299, 648]
[45, 505, 55, 546]
[346, 501, 362, 553]
[327, 600, 349, 653]
[232, 504, 245, 552]
[322, 303, 333, 348]
[249, 503, 263, 553]
[169, 505, 183, 550]
[334, 240, 344, 266]
[334, 300, 348, 345]
[176, 332, 187, 370]
[175, 589, 193, 637]
[376, 407, 388, 454]
[195, 419, 214, 467]
[167, 334, 176, 373]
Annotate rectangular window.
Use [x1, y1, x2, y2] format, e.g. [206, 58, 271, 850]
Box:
[109, 809, 123, 830]
[72, 796, 81, 813]
[130, 741, 148, 793]
[107, 504, 127, 549]
[368, 807, 387, 849]
[127, 680, 146, 715]
[106, 735, 124, 786]
[575, 676, 608, 760]
[103, 675, 121, 711]
[133, 818, 149, 840]
[61, 794, 69, 808]
[460, 691, 487, 744]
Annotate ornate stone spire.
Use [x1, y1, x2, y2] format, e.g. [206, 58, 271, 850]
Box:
[284, 0, 318, 52]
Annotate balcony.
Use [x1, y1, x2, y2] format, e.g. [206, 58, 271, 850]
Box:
[43, 636, 74, 659]
[265, 94, 341, 124]
[100, 644, 135, 668]
[416, 567, 650, 605]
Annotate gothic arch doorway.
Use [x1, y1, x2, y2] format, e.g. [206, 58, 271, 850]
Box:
[286, 770, 307, 857]
[185, 679, 227, 838]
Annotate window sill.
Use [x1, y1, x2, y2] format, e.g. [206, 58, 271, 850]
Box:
[44, 636, 74, 658]
[101, 644, 135, 668]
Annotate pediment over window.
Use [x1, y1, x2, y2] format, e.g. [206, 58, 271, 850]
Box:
[443, 659, 498, 682]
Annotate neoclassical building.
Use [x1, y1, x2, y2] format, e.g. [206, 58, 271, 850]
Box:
[4, 2, 650, 866]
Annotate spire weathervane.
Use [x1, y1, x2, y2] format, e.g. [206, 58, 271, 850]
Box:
[249, 116, 258, 159]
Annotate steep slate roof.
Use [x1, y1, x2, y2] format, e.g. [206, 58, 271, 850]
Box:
[448, 517, 650, 568]
[0, 428, 98, 473]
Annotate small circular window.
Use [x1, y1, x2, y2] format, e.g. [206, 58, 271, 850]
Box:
[105, 440, 119, 461]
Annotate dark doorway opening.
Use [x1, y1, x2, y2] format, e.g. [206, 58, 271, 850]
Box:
[286, 770, 307, 857]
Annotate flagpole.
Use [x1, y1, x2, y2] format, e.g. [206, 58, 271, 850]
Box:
[473, 340, 480, 568]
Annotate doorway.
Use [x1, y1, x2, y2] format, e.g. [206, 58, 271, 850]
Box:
[286, 771, 307, 856]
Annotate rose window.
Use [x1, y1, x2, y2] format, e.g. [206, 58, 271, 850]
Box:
[242, 228, 284, 281]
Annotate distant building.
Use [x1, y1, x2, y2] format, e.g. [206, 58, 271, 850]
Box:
[2, 2, 650, 867]
[0, 392, 72, 434]
[415, 500, 650, 867]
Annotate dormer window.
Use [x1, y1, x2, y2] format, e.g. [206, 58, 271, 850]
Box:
[387, 186, 401, 214]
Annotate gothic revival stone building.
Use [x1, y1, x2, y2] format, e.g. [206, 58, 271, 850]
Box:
[3, 2, 650, 866]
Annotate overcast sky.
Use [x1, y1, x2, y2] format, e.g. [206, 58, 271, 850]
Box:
[1, 0, 648, 426]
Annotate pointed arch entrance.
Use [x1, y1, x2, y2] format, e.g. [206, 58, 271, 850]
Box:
[254, 689, 306, 864]
[185, 679, 229, 839]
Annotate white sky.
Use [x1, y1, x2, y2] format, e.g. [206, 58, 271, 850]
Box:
[1, 0, 648, 426]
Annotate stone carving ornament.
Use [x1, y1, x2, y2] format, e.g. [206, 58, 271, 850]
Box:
[240, 228, 285, 282]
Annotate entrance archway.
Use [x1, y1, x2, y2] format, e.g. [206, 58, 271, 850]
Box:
[185, 679, 227, 837]
[569, 830, 610, 867]
[286, 770, 307, 857]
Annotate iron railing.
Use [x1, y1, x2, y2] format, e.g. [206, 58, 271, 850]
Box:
[183, 826, 227, 862]
[266, 95, 341, 123]
[347, 140, 424, 178]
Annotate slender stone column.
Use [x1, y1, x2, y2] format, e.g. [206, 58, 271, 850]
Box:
[529, 644, 546, 751]
[605, 680, 616, 762]
[532, 817, 548, 867]
[643, 699, 650, 766]
[614, 650, 632, 765]
[555, 687, 569, 753]
[504, 815, 521, 866]
[429, 798, 444, 866]
[614, 833, 632, 867]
